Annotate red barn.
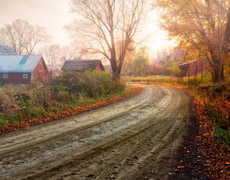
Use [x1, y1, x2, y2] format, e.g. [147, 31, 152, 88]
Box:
[0, 55, 48, 84]
[179, 60, 210, 77]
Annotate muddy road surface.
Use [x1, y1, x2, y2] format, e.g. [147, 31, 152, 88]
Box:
[0, 85, 193, 180]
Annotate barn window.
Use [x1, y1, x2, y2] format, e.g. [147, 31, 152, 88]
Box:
[35, 74, 38, 79]
[23, 74, 28, 79]
[3, 74, 8, 79]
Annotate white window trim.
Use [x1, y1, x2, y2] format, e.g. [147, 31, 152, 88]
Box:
[3, 74, 8, 79]
[23, 74, 28, 79]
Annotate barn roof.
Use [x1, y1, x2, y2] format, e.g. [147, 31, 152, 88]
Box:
[178, 60, 197, 67]
[0, 45, 17, 55]
[62, 60, 104, 71]
[0, 55, 43, 73]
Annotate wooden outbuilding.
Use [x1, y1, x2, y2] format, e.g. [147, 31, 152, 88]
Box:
[0, 55, 48, 84]
[62, 60, 105, 73]
[178, 60, 210, 77]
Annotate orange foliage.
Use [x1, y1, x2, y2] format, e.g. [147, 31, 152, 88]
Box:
[192, 96, 230, 180]
[166, 84, 230, 179]
[204, 95, 230, 128]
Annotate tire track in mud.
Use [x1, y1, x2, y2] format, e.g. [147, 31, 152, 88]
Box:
[0, 85, 193, 180]
[0, 87, 152, 156]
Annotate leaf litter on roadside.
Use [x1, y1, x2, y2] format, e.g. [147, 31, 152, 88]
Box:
[169, 91, 230, 180]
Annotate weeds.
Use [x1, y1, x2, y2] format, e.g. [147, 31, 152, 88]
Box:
[0, 71, 125, 128]
[215, 127, 230, 146]
[0, 118, 7, 127]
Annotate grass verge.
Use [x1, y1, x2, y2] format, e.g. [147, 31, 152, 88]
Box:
[0, 86, 143, 136]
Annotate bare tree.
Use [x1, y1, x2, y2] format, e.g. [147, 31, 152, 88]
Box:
[39, 43, 88, 67]
[40, 45, 62, 66]
[24, 25, 50, 54]
[68, 40, 96, 60]
[0, 19, 50, 55]
[67, 0, 147, 80]
[0, 19, 28, 54]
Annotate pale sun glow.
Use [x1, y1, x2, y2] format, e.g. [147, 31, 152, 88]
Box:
[0, 0, 175, 57]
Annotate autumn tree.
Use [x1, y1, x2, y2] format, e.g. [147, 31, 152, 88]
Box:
[135, 46, 151, 76]
[153, 48, 183, 76]
[154, 0, 230, 84]
[0, 19, 50, 55]
[68, 0, 148, 80]
[40, 45, 73, 67]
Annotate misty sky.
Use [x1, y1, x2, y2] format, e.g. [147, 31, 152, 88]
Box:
[0, 0, 174, 55]
[0, 0, 74, 45]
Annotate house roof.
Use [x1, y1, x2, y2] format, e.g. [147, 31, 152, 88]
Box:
[0, 45, 17, 55]
[0, 55, 43, 73]
[62, 60, 104, 71]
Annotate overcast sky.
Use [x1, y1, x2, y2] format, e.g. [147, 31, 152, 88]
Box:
[0, 0, 74, 45]
[0, 0, 174, 56]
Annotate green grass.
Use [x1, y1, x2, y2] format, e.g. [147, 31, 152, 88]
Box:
[215, 127, 230, 146]
[0, 85, 132, 128]
[127, 75, 170, 79]
[123, 75, 180, 86]
[0, 118, 8, 127]
[123, 75, 171, 81]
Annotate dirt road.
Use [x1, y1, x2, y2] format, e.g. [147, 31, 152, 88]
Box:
[0, 85, 193, 180]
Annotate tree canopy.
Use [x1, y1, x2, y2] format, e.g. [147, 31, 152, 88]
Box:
[154, 0, 230, 84]
[0, 19, 50, 55]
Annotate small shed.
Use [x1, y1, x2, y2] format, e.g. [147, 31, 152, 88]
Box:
[0, 55, 48, 84]
[62, 60, 105, 73]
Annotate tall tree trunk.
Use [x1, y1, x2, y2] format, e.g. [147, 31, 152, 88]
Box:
[110, 60, 121, 81]
[218, 57, 224, 85]
[211, 65, 219, 83]
[210, 49, 224, 83]
[224, 5, 230, 47]
[112, 70, 120, 81]
[211, 60, 224, 83]
[111, 54, 125, 81]
[111, 62, 122, 81]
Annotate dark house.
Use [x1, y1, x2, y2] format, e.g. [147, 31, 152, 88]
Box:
[179, 60, 210, 77]
[0, 55, 49, 84]
[62, 60, 105, 73]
